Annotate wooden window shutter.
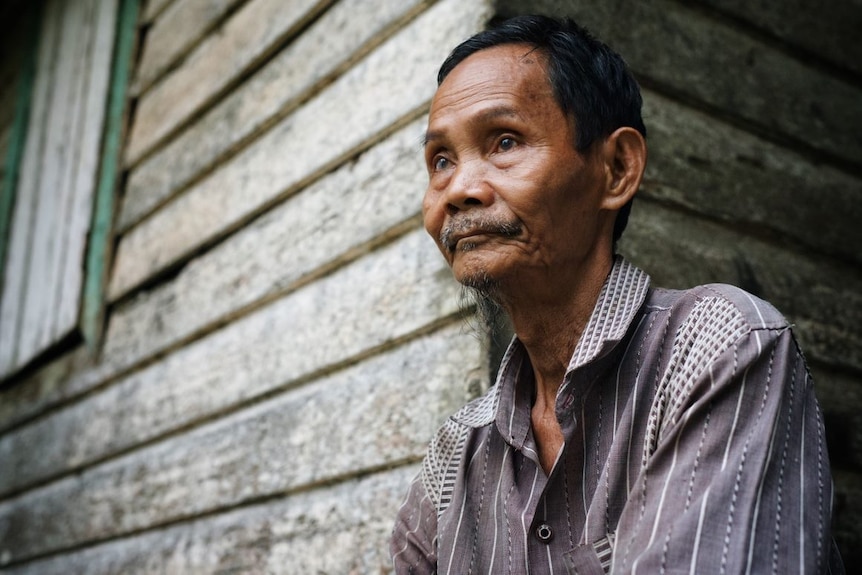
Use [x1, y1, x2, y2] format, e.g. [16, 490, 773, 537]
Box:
[0, 0, 120, 377]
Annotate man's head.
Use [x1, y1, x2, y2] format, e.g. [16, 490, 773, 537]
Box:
[422, 15, 647, 305]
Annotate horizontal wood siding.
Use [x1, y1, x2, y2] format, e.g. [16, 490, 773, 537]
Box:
[0, 0, 492, 571]
[118, 0, 431, 232]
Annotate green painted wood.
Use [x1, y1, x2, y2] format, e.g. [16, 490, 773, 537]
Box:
[0, 3, 40, 304]
[82, 0, 140, 348]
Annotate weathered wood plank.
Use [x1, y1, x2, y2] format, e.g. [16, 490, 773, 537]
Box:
[621, 200, 862, 372]
[0, 347, 90, 433]
[500, 0, 860, 166]
[134, 0, 247, 95]
[119, 0, 430, 232]
[1, 466, 416, 574]
[110, 0, 489, 299]
[0, 0, 62, 375]
[695, 0, 862, 76]
[142, 0, 176, 22]
[641, 90, 862, 265]
[0, 323, 486, 563]
[0, 228, 466, 497]
[124, 0, 330, 165]
[105, 118, 426, 383]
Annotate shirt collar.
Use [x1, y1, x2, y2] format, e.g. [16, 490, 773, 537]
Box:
[566, 256, 651, 372]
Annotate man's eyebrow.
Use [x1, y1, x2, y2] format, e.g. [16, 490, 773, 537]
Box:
[422, 105, 523, 148]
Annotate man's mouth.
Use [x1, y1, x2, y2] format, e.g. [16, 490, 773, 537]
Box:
[440, 218, 522, 253]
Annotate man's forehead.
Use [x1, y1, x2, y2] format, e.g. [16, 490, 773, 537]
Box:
[426, 45, 558, 135]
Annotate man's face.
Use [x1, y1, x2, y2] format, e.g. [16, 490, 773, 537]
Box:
[422, 44, 611, 294]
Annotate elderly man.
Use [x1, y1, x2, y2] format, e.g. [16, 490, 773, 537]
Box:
[390, 14, 840, 574]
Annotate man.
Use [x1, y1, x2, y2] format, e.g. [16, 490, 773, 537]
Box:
[391, 14, 840, 574]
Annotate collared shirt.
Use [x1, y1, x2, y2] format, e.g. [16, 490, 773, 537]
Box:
[391, 257, 839, 574]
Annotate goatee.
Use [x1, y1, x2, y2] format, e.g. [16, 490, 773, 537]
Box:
[458, 276, 508, 338]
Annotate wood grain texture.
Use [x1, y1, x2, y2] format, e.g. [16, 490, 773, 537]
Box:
[142, 0, 176, 22]
[110, 0, 489, 300]
[124, 0, 330, 165]
[0, 324, 486, 563]
[119, 0, 430, 231]
[694, 0, 861, 75]
[641, 90, 862, 264]
[1, 466, 417, 574]
[0, 228, 466, 497]
[106, 118, 426, 377]
[134, 0, 247, 94]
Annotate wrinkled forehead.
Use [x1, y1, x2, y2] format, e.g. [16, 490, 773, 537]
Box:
[428, 44, 557, 123]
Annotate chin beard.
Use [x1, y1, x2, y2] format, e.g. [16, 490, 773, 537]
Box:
[458, 274, 508, 337]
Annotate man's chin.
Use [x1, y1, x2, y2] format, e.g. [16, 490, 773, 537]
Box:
[455, 268, 500, 297]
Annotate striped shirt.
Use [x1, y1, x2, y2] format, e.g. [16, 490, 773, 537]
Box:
[391, 257, 840, 574]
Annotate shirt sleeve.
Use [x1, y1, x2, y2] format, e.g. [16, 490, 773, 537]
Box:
[611, 325, 835, 574]
[390, 471, 438, 574]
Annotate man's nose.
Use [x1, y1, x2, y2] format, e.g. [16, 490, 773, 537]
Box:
[445, 159, 494, 213]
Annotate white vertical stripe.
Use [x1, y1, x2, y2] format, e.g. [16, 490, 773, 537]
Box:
[744, 401, 781, 574]
[445, 447, 486, 575]
[487, 445, 510, 574]
[689, 489, 711, 575]
[722, 335, 761, 470]
[799, 400, 807, 572]
[582, 401, 590, 540]
[392, 485, 430, 562]
[633, 410, 690, 575]
[743, 292, 767, 329]
[626, 370, 641, 494]
[520, 469, 540, 575]
[445, 481, 470, 575]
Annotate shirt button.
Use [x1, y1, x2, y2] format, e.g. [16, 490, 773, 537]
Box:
[535, 523, 554, 543]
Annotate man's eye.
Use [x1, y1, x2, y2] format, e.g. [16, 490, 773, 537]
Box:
[433, 156, 450, 171]
[499, 137, 516, 151]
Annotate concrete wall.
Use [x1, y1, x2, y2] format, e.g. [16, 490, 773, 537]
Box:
[0, 0, 858, 571]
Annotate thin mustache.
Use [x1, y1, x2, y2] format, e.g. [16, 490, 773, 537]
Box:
[440, 218, 522, 252]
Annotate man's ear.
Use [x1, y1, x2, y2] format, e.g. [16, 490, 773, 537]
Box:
[599, 127, 647, 211]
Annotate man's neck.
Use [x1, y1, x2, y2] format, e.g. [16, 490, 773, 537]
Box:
[504, 254, 613, 399]
[500, 253, 613, 474]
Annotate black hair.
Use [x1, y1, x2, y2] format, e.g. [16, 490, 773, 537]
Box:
[437, 15, 646, 242]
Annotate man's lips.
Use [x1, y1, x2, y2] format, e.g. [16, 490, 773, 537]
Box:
[440, 219, 522, 254]
[446, 231, 493, 252]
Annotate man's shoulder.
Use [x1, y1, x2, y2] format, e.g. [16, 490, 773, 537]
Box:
[646, 282, 790, 332]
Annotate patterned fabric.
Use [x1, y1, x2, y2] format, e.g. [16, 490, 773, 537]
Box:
[391, 257, 841, 574]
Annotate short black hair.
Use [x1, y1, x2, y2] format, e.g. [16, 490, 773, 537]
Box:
[437, 14, 646, 242]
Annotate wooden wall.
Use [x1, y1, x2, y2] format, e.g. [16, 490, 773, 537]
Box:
[0, 0, 858, 571]
[0, 0, 492, 571]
